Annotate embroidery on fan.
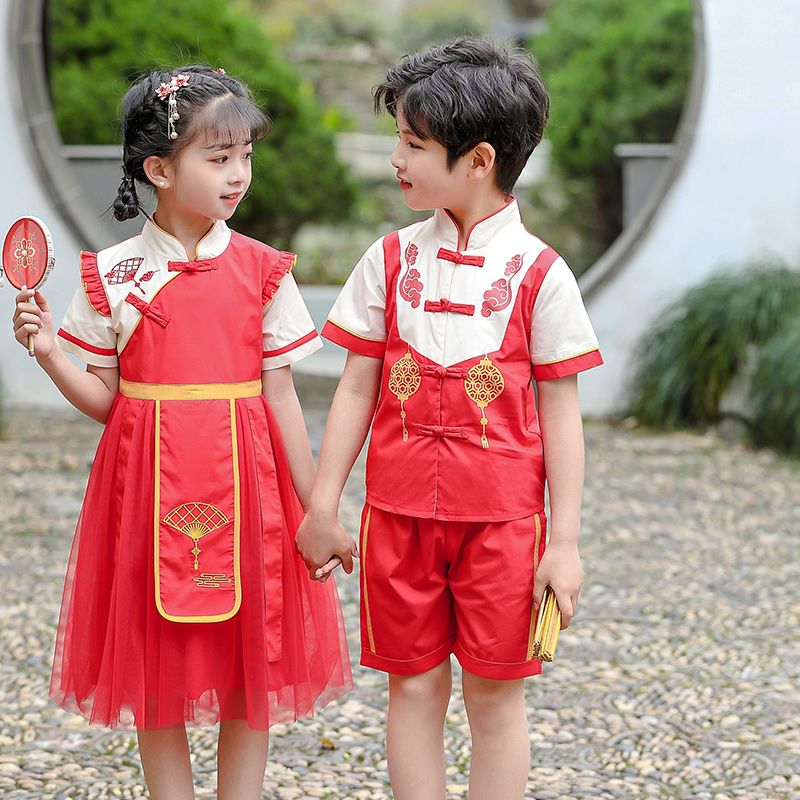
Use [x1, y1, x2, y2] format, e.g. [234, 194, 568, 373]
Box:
[163, 502, 230, 572]
[105, 257, 156, 294]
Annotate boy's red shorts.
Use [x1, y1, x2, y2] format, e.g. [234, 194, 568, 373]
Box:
[358, 504, 548, 680]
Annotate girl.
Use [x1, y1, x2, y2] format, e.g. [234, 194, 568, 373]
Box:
[12, 65, 352, 800]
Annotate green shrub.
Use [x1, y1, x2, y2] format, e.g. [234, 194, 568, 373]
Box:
[750, 318, 800, 457]
[533, 0, 693, 270]
[629, 264, 800, 428]
[48, 0, 356, 247]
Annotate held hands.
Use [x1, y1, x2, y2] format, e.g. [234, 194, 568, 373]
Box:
[12, 288, 55, 360]
[533, 540, 583, 630]
[295, 507, 358, 583]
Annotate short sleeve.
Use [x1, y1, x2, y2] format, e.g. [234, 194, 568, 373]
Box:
[58, 287, 118, 368]
[262, 271, 322, 370]
[530, 257, 603, 381]
[321, 238, 387, 359]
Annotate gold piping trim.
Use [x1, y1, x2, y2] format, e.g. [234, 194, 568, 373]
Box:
[154, 399, 162, 616]
[535, 347, 600, 366]
[228, 399, 243, 619]
[361, 505, 377, 653]
[121, 270, 182, 353]
[526, 513, 543, 660]
[325, 318, 386, 343]
[150, 217, 217, 261]
[153, 399, 242, 623]
[121, 378, 261, 401]
[193, 221, 218, 261]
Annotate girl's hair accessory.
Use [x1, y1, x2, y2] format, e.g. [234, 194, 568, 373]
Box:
[155, 73, 191, 140]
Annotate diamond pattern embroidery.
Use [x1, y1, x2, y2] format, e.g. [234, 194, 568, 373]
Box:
[104, 258, 156, 293]
[105, 258, 144, 285]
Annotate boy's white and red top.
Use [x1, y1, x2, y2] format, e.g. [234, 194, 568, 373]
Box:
[52, 218, 351, 729]
[323, 199, 602, 521]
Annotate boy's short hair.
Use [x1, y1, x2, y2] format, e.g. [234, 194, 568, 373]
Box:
[374, 37, 549, 195]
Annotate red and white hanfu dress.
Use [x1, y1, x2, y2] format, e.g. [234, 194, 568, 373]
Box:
[53, 218, 351, 729]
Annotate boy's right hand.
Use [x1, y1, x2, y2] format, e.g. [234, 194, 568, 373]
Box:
[295, 507, 358, 579]
[13, 289, 55, 360]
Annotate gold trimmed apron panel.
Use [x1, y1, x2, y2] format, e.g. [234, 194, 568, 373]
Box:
[122, 379, 261, 623]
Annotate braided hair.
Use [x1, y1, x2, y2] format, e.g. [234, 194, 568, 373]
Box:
[113, 65, 270, 222]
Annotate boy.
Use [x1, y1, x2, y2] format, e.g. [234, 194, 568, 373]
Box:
[296, 37, 602, 800]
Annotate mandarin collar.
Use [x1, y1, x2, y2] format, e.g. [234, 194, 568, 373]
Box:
[431, 197, 522, 251]
[141, 218, 231, 264]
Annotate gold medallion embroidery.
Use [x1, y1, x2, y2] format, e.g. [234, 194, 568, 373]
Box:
[388, 352, 421, 441]
[163, 502, 230, 571]
[464, 356, 505, 449]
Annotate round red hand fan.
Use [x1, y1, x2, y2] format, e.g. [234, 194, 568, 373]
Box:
[2, 216, 56, 356]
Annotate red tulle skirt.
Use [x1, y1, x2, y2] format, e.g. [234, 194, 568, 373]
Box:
[50, 394, 352, 729]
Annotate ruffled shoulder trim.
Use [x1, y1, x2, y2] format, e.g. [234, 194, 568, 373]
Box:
[79, 251, 111, 317]
[262, 249, 297, 306]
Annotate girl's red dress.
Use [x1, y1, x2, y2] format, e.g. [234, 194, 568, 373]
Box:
[53, 219, 352, 729]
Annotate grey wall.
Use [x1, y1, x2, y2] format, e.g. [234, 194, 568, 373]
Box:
[0, 0, 85, 408]
[579, 0, 800, 416]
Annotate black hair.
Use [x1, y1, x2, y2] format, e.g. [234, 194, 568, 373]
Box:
[373, 37, 549, 195]
[113, 65, 270, 222]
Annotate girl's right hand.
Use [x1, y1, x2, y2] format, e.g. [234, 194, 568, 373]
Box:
[13, 288, 55, 360]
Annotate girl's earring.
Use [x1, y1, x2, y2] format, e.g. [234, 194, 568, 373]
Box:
[159, 181, 166, 187]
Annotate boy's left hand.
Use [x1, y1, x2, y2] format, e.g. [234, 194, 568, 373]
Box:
[533, 540, 583, 630]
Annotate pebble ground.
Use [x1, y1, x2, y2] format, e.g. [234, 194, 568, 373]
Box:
[0, 399, 798, 799]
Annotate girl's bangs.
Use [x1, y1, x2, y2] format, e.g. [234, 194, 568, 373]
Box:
[191, 95, 271, 148]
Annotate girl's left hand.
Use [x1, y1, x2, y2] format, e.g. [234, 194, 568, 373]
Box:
[533, 540, 583, 630]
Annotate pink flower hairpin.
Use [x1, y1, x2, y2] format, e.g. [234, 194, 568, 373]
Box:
[155, 74, 191, 140]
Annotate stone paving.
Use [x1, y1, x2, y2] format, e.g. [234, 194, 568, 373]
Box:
[0, 401, 798, 799]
